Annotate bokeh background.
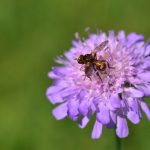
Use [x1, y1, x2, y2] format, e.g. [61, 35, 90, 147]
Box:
[0, 0, 150, 150]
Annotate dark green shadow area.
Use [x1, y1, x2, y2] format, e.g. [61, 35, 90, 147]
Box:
[0, 0, 150, 150]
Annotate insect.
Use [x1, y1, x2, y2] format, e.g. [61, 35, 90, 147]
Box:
[77, 40, 112, 80]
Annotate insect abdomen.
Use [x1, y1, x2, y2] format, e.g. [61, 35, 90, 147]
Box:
[94, 61, 106, 71]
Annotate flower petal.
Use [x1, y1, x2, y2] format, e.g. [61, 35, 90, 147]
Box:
[127, 111, 140, 124]
[127, 33, 144, 46]
[110, 94, 121, 109]
[47, 86, 77, 104]
[79, 116, 90, 128]
[124, 88, 144, 98]
[140, 101, 150, 120]
[137, 85, 150, 96]
[105, 116, 115, 129]
[110, 111, 117, 124]
[116, 116, 129, 138]
[46, 86, 64, 104]
[67, 100, 79, 121]
[144, 44, 150, 57]
[79, 100, 90, 116]
[117, 30, 125, 42]
[91, 120, 103, 139]
[52, 102, 68, 120]
[97, 105, 110, 124]
[138, 72, 150, 82]
[127, 98, 139, 112]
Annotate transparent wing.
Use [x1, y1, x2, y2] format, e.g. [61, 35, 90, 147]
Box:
[94, 40, 108, 52]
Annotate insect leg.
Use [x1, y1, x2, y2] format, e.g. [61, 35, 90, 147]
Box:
[96, 72, 103, 82]
[83, 74, 92, 81]
[106, 61, 115, 69]
[93, 64, 103, 82]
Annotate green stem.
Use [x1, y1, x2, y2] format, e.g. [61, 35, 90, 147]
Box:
[115, 134, 123, 150]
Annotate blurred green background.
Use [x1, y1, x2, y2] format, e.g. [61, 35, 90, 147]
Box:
[0, 0, 150, 150]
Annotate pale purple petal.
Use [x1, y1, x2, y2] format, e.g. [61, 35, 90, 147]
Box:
[79, 116, 90, 128]
[127, 111, 140, 124]
[78, 100, 90, 116]
[137, 85, 150, 96]
[144, 44, 150, 57]
[52, 102, 68, 120]
[105, 115, 115, 129]
[97, 105, 110, 124]
[67, 100, 79, 121]
[117, 31, 125, 42]
[46, 86, 63, 104]
[127, 98, 139, 112]
[124, 88, 144, 98]
[110, 94, 121, 108]
[127, 33, 144, 46]
[91, 120, 103, 139]
[138, 72, 150, 82]
[140, 101, 150, 120]
[110, 111, 117, 124]
[116, 116, 129, 138]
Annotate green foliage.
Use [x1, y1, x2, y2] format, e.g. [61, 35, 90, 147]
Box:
[0, 0, 150, 149]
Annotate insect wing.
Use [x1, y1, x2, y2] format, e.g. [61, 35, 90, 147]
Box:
[84, 63, 93, 78]
[94, 40, 108, 52]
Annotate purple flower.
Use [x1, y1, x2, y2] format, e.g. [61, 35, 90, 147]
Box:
[46, 30, 150, 139]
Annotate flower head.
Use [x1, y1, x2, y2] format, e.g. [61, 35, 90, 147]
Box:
[46, 30, 150, 139]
